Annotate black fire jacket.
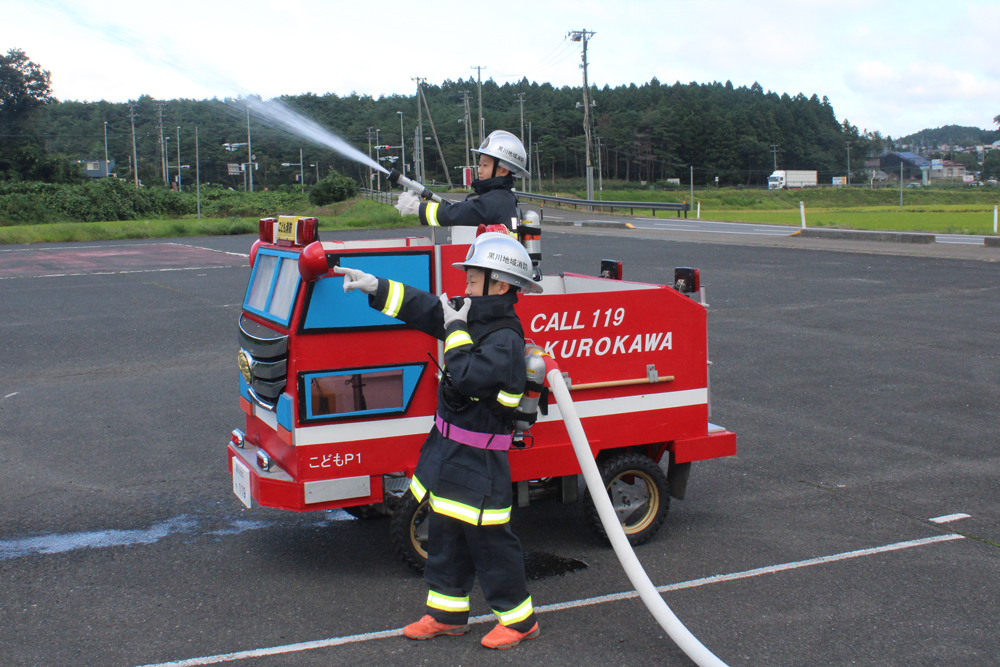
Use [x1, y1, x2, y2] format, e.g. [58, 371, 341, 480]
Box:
[367, 279, 526, 523]
[418, 175, 519, 229]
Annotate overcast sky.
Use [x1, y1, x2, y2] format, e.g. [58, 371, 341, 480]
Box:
[5, 0, 998, 139]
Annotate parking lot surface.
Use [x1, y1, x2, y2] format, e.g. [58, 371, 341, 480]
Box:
[1, 229, 997, 666]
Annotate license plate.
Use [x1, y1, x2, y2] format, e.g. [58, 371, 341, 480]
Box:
[232, 456, 252, 509]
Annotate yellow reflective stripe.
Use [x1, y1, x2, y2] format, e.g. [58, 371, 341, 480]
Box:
[429, 493, 481, 524]
[496, 390, 522, 408]
[382, 280, 404, 318]
[495, 596, 533, 625]
[427, 591, 470, 612]
[425, 202, 440, 226]
[480, 506, 511, 525]
[444, 330, 473, 352]
[409, 475, 427, 501]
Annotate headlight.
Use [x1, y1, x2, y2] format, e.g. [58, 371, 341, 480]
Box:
[238, 349, 253, 384]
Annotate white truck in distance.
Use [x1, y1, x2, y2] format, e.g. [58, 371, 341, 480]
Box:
[768, 170, 818, 190]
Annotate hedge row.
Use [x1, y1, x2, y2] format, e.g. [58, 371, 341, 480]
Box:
[0, 179, 312, 225]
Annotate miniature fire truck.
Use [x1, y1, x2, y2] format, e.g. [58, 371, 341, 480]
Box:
[229, 214, 736, 569]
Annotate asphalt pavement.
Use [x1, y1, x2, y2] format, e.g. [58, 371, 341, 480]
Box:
[1, 227, 998, 667]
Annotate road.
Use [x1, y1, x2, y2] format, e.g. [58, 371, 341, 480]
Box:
[1, 228, 998, 666]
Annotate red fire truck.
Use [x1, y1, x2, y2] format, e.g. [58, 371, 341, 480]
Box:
[229, 215, 736, 568]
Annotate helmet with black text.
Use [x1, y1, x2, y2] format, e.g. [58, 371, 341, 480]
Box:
[471, 130, 530, 178]
[453, 232, 543, 294]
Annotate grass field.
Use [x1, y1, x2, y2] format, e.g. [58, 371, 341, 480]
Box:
[544, 187, 1000, 235]
[0, 199, 415, 245]
[668, 205, 1000, 235]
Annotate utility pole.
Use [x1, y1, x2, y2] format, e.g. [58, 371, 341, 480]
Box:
[246, 105, 254, 193]
[128, 102, 139, 187]
[195, 126, 201, 218]
[845, 140, 852, 186]
[596, 136, 604, 192]
[471, 65, 485, 145]
[366, 126, 376, 189]
[156, 101, 167, 183]
[569, 29, 596, 202]
[515, 92, 527, 189]
[412, 77, 426, 182]
[458, 92, 470, 184]
[462, 91, 474, 172]
[419, 84, 453, 187]
[176, 127, 182, 192]
[528, 121, 532, 192]
[397, 111, 405, 175]
[770, 144, 779, 171]
[103, 121, 109, 177]
[515, 92, 526, 142]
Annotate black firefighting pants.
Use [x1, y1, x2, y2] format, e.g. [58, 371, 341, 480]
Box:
[424, 510, 537, 633]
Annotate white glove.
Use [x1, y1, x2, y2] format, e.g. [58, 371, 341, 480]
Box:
[395, 190, 420, 216]
[440, 293, 471, 329]
[333, 266, 378, 295]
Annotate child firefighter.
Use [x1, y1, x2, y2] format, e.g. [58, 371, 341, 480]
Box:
[334, 230, 543, 650]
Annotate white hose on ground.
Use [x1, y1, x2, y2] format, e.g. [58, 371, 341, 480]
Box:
[546, 367, 729, 667]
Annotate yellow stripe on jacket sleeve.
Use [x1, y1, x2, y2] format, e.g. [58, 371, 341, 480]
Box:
[496, 390, 522, 408]
[424, 202, 441, 226]
[444, 330, 473, 352]
[381, 280, 404, 318]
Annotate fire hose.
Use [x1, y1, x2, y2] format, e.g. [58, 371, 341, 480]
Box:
[537, 351, 729, 667]
[386, 169, 450, 205]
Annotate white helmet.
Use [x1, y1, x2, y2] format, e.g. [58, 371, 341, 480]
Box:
[472, 130, 530, 178]
[453, 232, 543, 293]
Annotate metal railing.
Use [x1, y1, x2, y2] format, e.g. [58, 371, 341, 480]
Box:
[360, 188, 394, 205]
[514, 191, 690, 218]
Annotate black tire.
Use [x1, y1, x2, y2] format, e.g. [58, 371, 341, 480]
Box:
[583, 452, 670, 546]
[389, 490, 430, 572]
[344, 503, 390, 520]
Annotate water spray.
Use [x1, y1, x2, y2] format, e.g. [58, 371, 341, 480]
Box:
[531, 349, 730, 667]
[244, 98, 388, 176]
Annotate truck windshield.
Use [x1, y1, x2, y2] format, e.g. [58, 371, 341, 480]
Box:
[244, 249, 301, 327]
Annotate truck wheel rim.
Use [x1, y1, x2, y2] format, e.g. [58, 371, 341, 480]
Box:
[607, 471, 658, 534]
[410, 500, 430, 559]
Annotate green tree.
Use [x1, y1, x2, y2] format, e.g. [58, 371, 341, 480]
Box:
[0, 48, 54, 131]
[309, 169, 357, 206]
[981, 151, 1000, 180]
[0, 48, 77, 182]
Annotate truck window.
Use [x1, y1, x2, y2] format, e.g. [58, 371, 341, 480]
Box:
[244, 249, 301, 327]
[302, 364, 426, 421]
[301, 252, 431, 331]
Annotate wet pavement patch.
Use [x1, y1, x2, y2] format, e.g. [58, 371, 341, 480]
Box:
[524, 551, 588, 580]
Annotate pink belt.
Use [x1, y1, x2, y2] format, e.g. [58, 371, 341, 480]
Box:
[435, 413, 513, 451]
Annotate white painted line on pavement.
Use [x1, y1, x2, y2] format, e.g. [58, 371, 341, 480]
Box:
[929, 513, 971, 524]
[168, 242, 250, 258]
[130, 533, 965, 667]
[0, 265, 247, 281]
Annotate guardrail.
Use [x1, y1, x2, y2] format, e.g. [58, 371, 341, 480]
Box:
[360, 188, 394, 205]
[514, 191, 690, 218]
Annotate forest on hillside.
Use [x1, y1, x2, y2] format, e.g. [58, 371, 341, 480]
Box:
[897, 124, 1000, 149]
[5, 48, 892, 189]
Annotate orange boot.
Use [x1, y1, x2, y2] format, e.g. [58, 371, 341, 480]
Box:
[481, 622, 540, 649]
[403, 615, 471, 640]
